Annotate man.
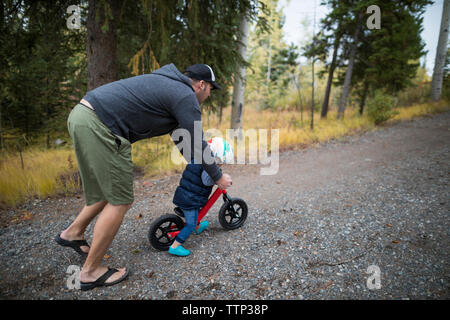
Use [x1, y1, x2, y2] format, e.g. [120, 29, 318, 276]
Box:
[55, 63, 232, 290]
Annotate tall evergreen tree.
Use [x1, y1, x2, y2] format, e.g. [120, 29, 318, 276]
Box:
[0, 0, 85, 143]
[246, 0, 294, 109]
[352, 0, 431, 112]
[1, 1, 264, 144]
[304, 0, 431, 118]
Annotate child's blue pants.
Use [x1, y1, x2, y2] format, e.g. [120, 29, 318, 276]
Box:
[175, 208, 199, 244]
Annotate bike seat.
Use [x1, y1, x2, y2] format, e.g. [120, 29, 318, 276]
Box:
[174, 207, 184, 217]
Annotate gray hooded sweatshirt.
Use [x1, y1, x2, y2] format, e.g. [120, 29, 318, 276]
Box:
[83, 63, 222, 182]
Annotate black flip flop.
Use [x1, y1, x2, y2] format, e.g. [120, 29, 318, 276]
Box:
[80, 267, 130, 291]
[55, 233, 90, 256]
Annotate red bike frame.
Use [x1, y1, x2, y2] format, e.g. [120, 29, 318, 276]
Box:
[167, 187, 228, 239]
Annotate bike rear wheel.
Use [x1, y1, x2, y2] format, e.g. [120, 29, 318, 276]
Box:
[148, 214, 185, 251]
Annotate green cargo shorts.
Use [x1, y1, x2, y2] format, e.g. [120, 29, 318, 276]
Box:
[67, 104, 134, 206]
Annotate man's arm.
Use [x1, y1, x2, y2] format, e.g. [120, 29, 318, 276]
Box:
[170, 95, 222, 182]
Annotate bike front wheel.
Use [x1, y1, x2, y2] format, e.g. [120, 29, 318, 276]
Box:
[218, 198, 248, 230]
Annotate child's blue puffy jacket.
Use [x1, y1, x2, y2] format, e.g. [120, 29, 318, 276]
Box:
[173, 163, 214, 210]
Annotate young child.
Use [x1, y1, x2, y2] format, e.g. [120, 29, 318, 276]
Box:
[169, 137, 233, 256]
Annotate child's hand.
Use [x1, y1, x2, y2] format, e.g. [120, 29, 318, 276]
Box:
[216, 173, 232, 189]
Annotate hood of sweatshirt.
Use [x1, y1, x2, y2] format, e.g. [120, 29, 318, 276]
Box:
[152, 63, 194, 92]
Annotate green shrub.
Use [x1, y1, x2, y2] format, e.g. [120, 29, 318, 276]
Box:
[366, 91, 399, 125]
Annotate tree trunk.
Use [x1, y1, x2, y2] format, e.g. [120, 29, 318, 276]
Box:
[86, 0, 119, 90]
[293, 73, 304, 126]
[359, 80, 369, 115]
[311, 1, 316, 130]
[321, 32, 341, 118]
[337, 15, 363, 119]
[0, 105, 3, 150]
[311, 57, 315, 129]
[267, 33, 272, 88]
[265, 26, 272, 109]
[231, 13, 249, 135]
[430, 0, 450, 101]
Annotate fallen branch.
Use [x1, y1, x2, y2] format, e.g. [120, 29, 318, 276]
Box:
[306, 247, 372, 269]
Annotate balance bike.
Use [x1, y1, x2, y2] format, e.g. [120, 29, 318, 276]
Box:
[148, 188, 248, 251]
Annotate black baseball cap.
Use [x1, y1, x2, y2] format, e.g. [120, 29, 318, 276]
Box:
[184, 64, 221, 90]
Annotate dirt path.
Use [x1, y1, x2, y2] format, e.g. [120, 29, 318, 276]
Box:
[1, 111, 449, 300]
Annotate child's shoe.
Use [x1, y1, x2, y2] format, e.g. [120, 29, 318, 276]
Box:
[168, 245, 190, 256]
[193, 221, 209, 235]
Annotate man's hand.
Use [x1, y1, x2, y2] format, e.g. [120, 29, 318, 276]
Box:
[216, 173, 232, 189]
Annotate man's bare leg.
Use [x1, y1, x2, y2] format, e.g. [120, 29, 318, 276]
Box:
[80, 203, 132, 283]
[60, 200, 108, 254]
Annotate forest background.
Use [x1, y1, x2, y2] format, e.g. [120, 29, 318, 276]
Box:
[0, 0, 449, 208]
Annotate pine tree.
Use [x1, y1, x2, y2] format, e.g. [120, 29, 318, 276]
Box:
[306, 0, 431, 119]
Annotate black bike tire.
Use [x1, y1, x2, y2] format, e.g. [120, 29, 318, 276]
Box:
[148, 214, 185, 251]
[218, 198, 248, 230]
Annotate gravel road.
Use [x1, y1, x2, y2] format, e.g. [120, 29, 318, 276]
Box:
[0, 111, 449, 300]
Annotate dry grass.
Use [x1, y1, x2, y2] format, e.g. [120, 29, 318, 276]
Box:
[0, 100, 448, 208]
[389, 100, 449, 122]
[0, 148, 80, 207]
